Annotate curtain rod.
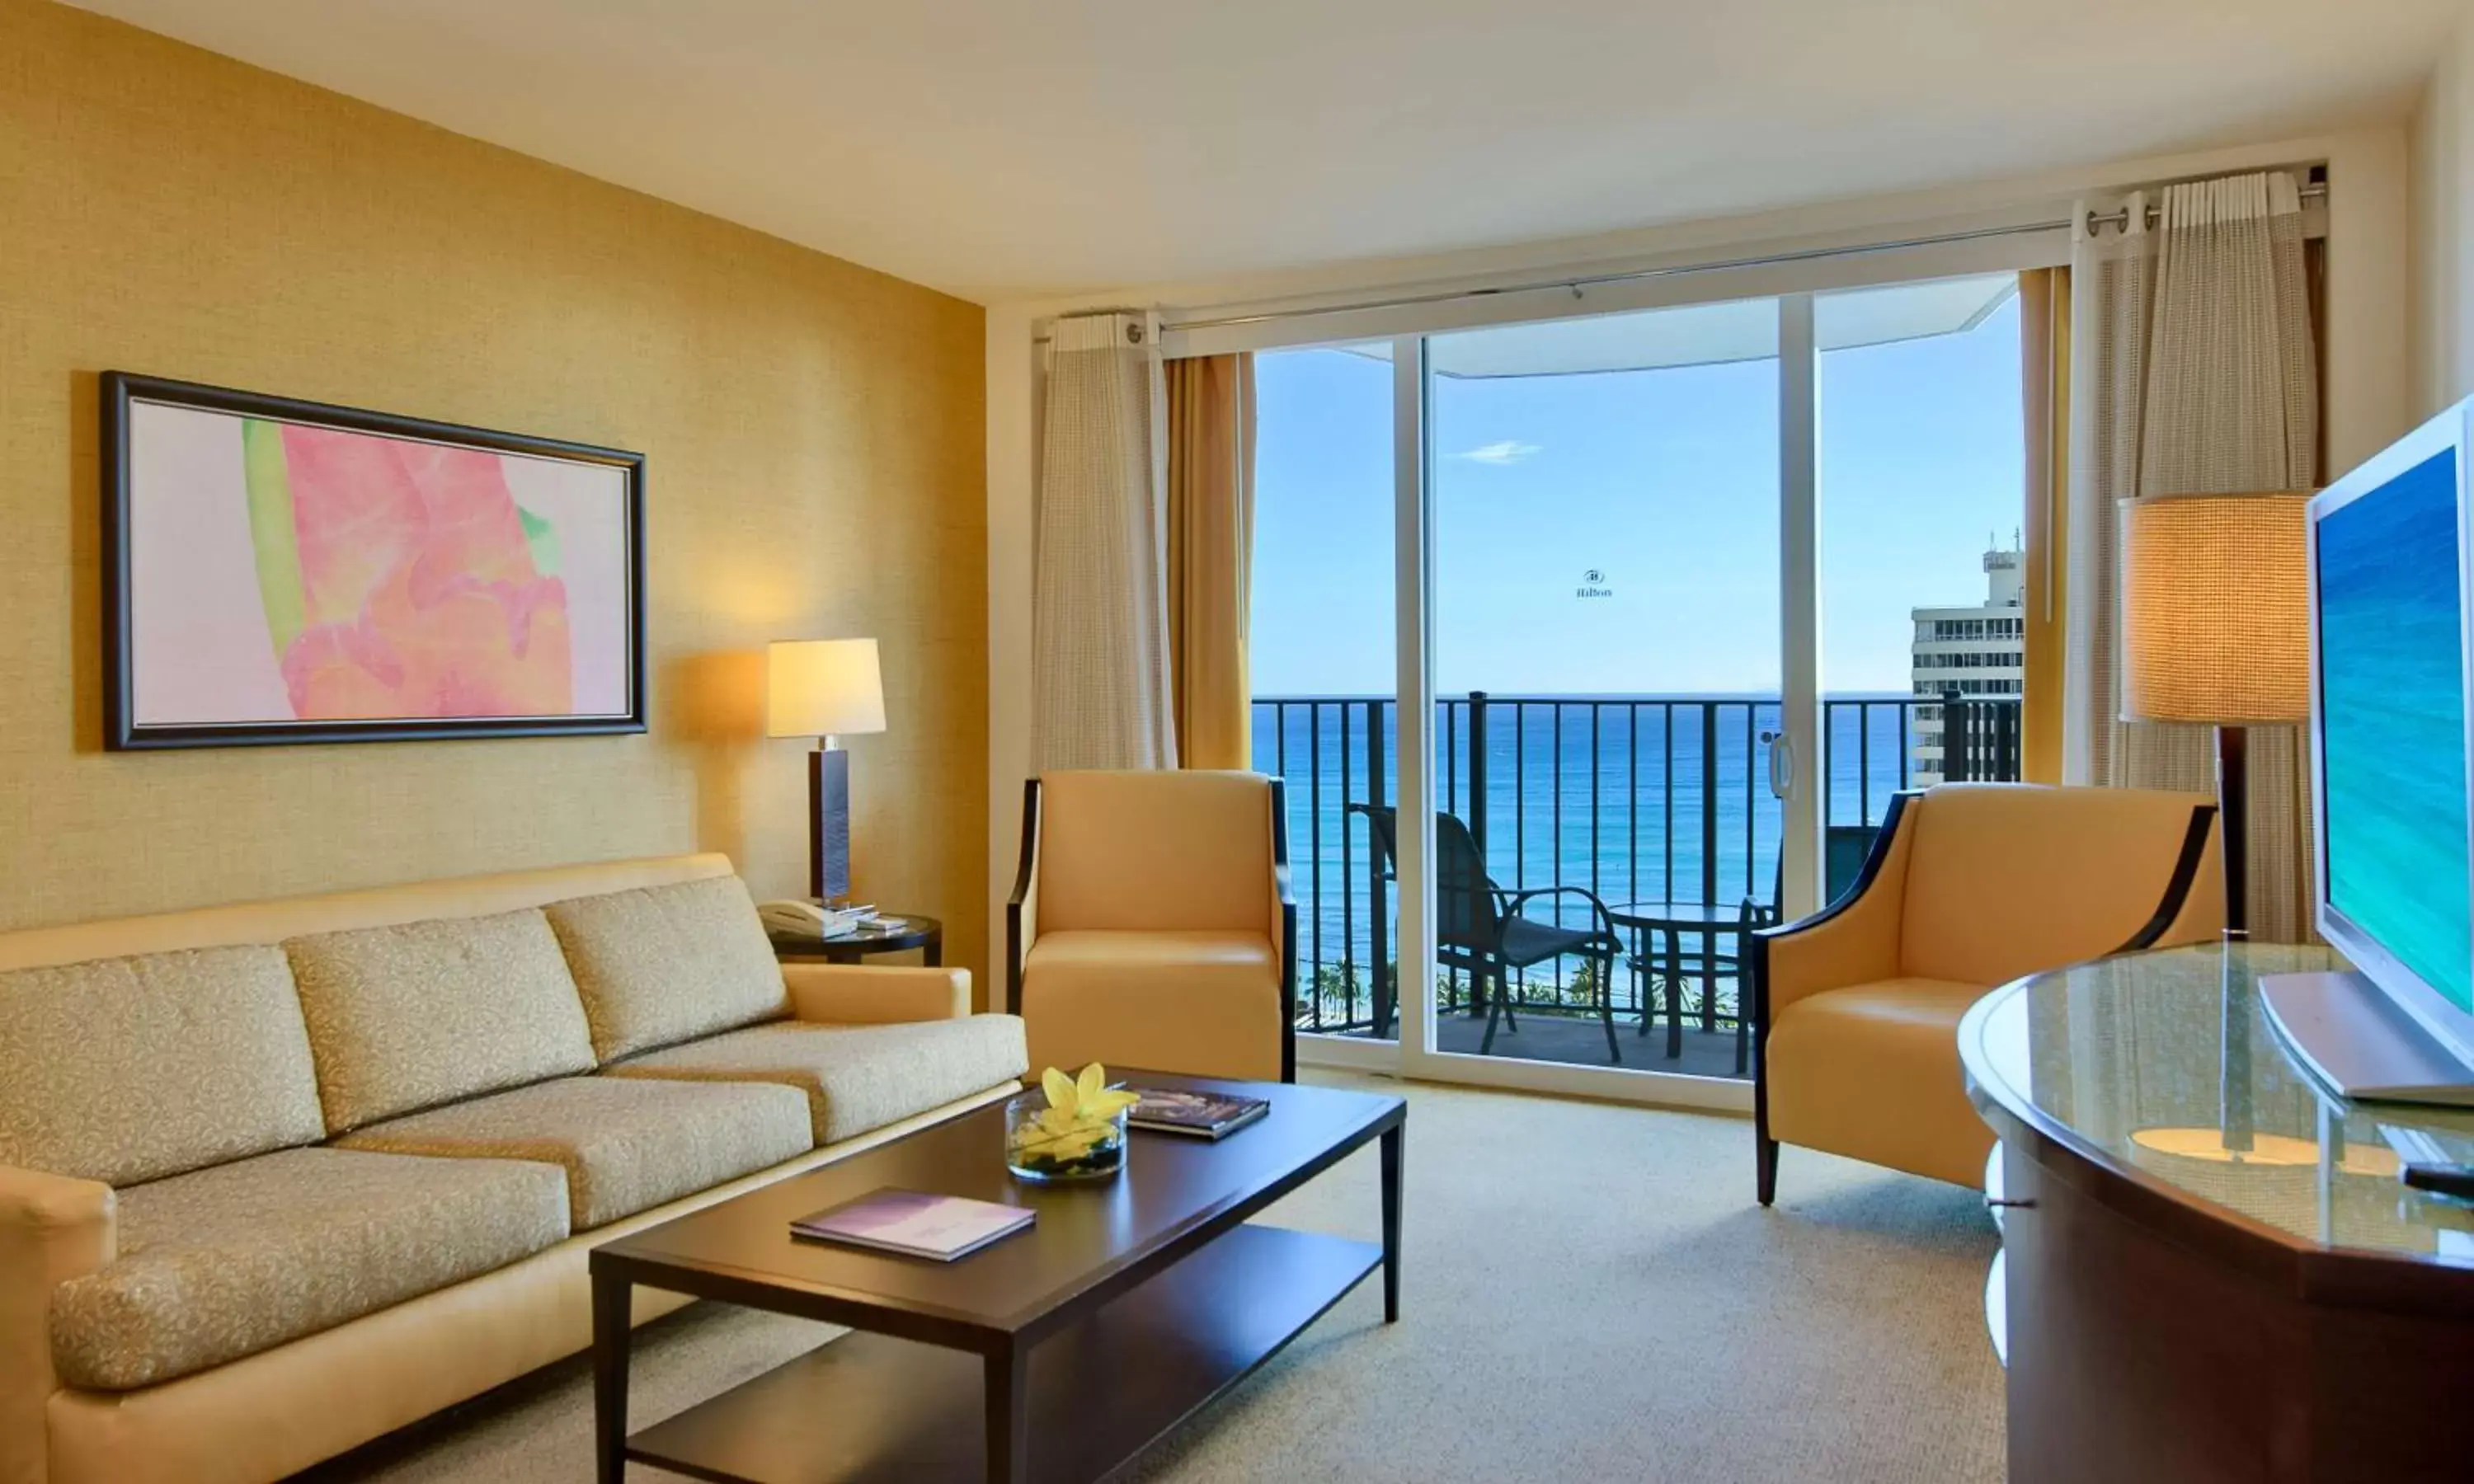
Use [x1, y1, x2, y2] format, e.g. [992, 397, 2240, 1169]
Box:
[2082, 178, 2326, 236]
[1038, 218, 2068, 343]
[1037, 176, 2328, 343]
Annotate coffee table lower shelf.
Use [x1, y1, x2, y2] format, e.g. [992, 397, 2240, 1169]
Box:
[626, 1223, 1381, 1484]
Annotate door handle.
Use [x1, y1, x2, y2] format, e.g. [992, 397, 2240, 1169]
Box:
[1766, 731, 1794, 801]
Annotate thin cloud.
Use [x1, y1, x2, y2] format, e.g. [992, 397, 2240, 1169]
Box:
[1455, 439, 1540, 466]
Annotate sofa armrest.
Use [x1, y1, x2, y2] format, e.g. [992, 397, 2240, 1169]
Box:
[784, 964, 973, 1024]
[2, 1165, 114, 1484]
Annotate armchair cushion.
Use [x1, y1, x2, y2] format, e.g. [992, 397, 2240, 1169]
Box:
[1765, 977, 1992, 1189]
[337, 1076, 811, 1229]
[1035, 771, 1275, 934]
[1021, 929, 1282, 1080]
[544, 876, 791, 1062]
[1898, 783, 2220, 986]
[49, 1148, 568, 1391]
[0, 945, 325, 1186]
[286, 909, 596, 1134]
[602, 1017, 1029, 1144]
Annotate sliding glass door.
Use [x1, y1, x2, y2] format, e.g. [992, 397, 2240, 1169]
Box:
[1249, 344, 1399, 1048]
[1421, 298, 1785, 1082]
[1244, 265, 2037, 1102]
[1817, 275, 2030, 864]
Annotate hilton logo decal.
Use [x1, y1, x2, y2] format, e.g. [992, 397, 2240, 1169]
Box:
[1577, 568, 1613, 599]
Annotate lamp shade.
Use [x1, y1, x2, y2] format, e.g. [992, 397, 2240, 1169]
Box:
[766, 638, 886, 739]
[2118, 492, 2312, 726]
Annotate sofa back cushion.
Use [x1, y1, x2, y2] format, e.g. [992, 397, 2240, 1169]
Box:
[0, 946, 325, 1186]
[0, 854, 739, 974]
[286, 908, 596, 1134]
[544, 876, 788, 1062]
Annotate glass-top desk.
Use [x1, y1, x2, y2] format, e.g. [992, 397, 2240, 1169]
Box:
[1958, 942, 2474, 1484]
[1964, 942, 2474, 1262]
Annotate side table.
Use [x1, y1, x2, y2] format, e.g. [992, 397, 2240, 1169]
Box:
[768, 913, 943, 967]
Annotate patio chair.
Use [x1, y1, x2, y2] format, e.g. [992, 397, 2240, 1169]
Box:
[1358, 805, 1626, 1063]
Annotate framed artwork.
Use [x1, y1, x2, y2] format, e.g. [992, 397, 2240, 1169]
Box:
[101, 373, 647, 749]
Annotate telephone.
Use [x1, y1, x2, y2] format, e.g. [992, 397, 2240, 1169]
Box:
[759, 900, 830, 937]
[759, 899, 876, 940]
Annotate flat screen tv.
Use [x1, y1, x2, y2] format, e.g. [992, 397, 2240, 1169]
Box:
[2269, 398, 2474, 1103]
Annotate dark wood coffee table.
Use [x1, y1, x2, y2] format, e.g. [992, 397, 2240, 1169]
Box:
[589, 1072, 1405, 1484]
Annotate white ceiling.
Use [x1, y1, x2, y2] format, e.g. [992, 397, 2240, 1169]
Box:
[65, 0, 2462, 303]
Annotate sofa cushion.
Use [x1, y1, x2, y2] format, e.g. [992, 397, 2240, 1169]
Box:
[1764, 976, 1992, 1189]
[603, 1017, 1029, 1144]
[543, 876, 790, 1062]
[1021, 929, 1283, 1081]
[0, 946, 323, 1186]
[285, 908, 597, 1134]
[339, 1076, 812, 1229]
[49, 1147, 568, 1390]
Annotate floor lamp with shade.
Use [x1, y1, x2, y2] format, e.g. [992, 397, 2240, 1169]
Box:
[767, 638, 886, 904]
[2117, 491, 2315, 938]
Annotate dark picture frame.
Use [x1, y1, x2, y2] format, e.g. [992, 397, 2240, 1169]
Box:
[101, 372, 647, 749]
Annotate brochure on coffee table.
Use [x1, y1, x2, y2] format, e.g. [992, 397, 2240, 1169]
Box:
[1126, 1087, 1271, 1139]
[789, 1189, 1033, 1261]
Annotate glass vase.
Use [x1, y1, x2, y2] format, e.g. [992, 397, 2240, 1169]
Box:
[1004, 1091, 1128, 1182]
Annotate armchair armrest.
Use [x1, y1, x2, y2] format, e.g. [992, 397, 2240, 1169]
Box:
[1750, 794, 1918, 1022]
[2, 1164, 114, 1483]
[784, 964, 973, 1024]
[1503, 885, 1625, 946]
[1748, 793, 1919, 1205]
[1268, 777, 1298, 1082]
[1006, 778, 1042, 1015]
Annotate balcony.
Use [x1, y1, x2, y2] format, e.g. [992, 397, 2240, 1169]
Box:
[1255, 691, 2023, 1078]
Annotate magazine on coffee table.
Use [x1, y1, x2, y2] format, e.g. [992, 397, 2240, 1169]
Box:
[789, 1189, 1033, 1261]
[1126, 1087, 1271, 1139]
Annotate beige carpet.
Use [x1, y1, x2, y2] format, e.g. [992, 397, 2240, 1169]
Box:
[303, 1073, 2004, 1483]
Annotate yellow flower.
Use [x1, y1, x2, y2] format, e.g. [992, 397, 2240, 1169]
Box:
[1038, 1063, 1140, 1126]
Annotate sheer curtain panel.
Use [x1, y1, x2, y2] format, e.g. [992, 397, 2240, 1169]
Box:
[1033, 312, 1177, 771]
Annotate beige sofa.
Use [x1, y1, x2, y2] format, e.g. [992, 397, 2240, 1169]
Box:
[0, 853, 1029, 1484]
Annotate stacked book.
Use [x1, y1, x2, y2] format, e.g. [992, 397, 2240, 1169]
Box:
[758, 902, 887, 942]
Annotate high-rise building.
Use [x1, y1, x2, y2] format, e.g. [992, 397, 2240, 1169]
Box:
[1911, 541, 2025, 785]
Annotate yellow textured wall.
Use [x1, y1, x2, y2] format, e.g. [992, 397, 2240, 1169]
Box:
[0, 0, 990, 983]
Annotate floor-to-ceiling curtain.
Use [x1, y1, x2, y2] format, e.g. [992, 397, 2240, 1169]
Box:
[1033, 312, 1178, 771]
[2063, 171, 2320, 940]
[1165, 354, 1257, 771]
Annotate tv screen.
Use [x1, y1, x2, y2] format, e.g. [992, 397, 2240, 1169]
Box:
[2316, 446, 2474, 1018]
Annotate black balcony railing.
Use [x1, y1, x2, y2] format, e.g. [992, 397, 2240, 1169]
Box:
[1253, 691, 2024, 1048]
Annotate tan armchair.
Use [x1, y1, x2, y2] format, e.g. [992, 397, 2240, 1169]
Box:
[1007, 770, 1297, 1082]
[1751, 782, 2222, 1203]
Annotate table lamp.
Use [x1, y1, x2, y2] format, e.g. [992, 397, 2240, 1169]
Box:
[767, 638, 886, 904]
[2118, 491, 2313, 938]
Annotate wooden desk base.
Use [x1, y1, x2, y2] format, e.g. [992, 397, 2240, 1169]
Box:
[1992, 1129, 2474, 1484]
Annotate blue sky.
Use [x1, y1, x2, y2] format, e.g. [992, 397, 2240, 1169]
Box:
[1249, 290, 2025, 696]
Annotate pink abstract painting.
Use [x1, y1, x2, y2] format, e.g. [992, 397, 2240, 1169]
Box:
[120, 392, 635, 739]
